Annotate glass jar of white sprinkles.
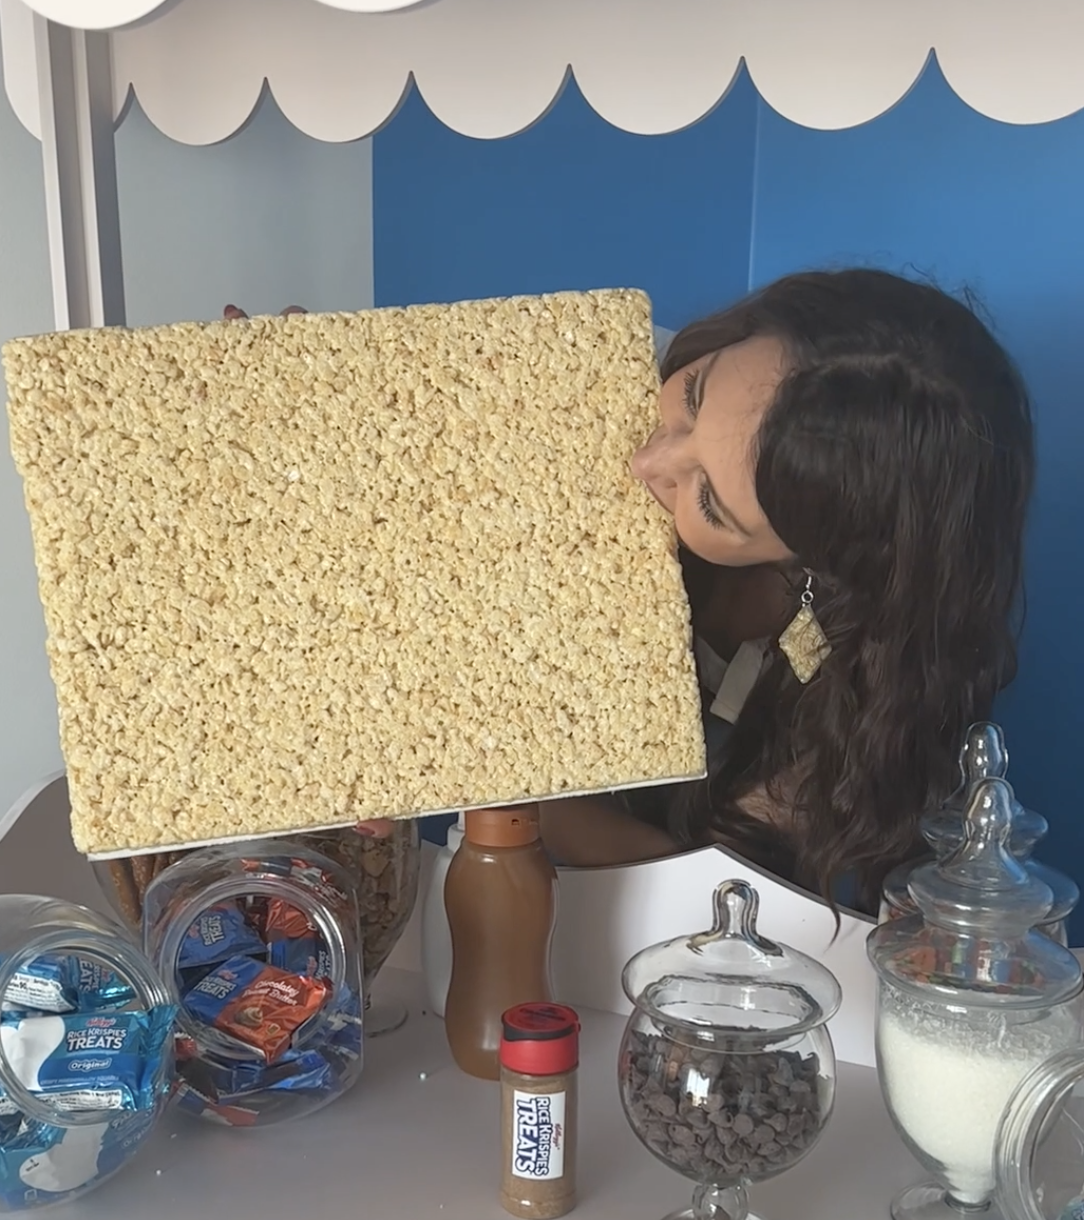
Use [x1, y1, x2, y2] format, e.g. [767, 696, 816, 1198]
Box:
[867, 777, 1083, 1220]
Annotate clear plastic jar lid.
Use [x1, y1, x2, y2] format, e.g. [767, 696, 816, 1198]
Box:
[996, 1045, 1084, 1219]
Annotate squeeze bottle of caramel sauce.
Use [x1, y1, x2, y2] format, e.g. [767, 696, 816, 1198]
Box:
[444, 806, 557, 1080]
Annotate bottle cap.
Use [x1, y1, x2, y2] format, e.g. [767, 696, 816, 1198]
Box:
[445, 813, 466, 852]
[464, 806, 540, 848]
[500, 1003, 580, 1075]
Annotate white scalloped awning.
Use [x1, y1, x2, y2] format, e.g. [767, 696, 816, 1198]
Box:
[10, 0, 427, 29]
[4, 0, 1084, 145]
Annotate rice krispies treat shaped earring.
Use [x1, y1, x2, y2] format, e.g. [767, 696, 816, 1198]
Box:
[778, 571, 831, 684]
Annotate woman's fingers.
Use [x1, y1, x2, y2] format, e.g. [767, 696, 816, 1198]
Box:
[354, 818, 395, 838]
[222, 304, 308, 320]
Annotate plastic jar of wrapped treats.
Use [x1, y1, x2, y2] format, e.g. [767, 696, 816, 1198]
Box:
[140, 840, 365, 1127]
[0, 895, 176, 1212]
[94, 823, 420, 1035]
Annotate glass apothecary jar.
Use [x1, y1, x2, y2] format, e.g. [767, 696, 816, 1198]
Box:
[93, 822, 421, 1035]
[868, 777, 1084, 1220]
[878, 723, 1077, 945]
[618, 879, 842, 1220]
[141, 840, 365, 1127]
[301, 823, 421, 1035]
[0, 895, 175, 1212]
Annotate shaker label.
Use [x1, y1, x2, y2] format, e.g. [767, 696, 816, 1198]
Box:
[511, 1089, 565, 1180]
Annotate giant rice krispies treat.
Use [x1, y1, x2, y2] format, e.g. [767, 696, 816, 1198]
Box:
[3, 289, 705, 857]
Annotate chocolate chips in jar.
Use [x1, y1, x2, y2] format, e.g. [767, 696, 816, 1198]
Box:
[618, 882, 842, 1217]
[620, 1030, 828, 1182]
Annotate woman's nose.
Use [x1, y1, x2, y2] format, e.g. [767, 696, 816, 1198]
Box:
[631, 427, 676, 484]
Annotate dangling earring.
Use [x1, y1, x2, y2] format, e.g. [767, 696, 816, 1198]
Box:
[778, 571, 831, 684]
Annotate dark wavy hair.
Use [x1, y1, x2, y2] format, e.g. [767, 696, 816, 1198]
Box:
[661, 269, 1034, 913]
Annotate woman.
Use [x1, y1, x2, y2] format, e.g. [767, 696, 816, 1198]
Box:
[225, 268, 1034, 913]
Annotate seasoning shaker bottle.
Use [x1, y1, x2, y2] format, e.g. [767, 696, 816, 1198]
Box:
[499, 1003, 579, 1219]
[421, 812, 465, 1018]
[879, 722, 1078, 943]
[867, 777, 1084, 1220]
[444, 807, 557, 1080]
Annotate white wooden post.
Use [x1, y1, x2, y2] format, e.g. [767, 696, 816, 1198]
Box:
[33, 14, 125, 331]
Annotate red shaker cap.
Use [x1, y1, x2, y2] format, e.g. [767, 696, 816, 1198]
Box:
[499, 1003, 580, 1075]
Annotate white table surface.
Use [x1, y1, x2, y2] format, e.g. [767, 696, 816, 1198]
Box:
[0, 781, 922, 1217]
[41, 968, 918, 1220]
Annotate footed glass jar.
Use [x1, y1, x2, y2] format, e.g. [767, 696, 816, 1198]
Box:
[878, 723, 1076, 945]
[868, 777, 1084, 1220]
[301, 822, 421, 1035]
[619, 880, 842, 1220]
[142, 840, 364, 1127]
[0, 896, 175, 1212]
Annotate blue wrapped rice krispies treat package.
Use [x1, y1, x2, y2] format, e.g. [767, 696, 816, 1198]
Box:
[0, 1110, 156, 1211]
[0, 1008, 176, 1115]
[0, 956, 135, 1016]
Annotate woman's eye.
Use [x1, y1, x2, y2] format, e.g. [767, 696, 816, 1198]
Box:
[683, 370, 699, 418]
[697, 480, 725, 530]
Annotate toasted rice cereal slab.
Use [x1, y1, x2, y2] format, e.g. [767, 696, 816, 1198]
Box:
[3, 289, 705, 857]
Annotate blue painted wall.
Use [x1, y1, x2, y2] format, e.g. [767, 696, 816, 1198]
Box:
[373, 72, 759, 327]
[373, 64, 1084, 932]
[751, 66, 1084, 933]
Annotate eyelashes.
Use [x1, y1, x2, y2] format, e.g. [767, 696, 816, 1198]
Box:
[697, 479, 725, 530]
[681, 368, 724, 530]
[683, 370, 699, 418]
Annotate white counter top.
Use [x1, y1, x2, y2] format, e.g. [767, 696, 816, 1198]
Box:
[0, 778, 920, 1217]
[47, 969, 916, 1220]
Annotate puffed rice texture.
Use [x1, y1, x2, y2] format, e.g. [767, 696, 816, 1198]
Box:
[3, 289, 705, 856]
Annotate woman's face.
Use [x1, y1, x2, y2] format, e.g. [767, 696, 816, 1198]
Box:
[631, 336, 793, 567]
